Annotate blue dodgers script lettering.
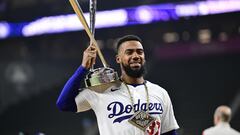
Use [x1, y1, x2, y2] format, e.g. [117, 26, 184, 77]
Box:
[107, 99, 163, 123]
[107, 101, 124, 118]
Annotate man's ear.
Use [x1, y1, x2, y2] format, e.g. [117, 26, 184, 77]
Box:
[116, 55, 121, 63]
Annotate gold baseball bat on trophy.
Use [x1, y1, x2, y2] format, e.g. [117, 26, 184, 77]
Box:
[69, 0, 120, 92]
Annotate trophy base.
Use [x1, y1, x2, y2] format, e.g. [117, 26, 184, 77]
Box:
[85, 67, 120, 92]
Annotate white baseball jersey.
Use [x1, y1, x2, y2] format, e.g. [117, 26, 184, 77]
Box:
[203, 122, 240, 135]
[75, 81, 179, 135]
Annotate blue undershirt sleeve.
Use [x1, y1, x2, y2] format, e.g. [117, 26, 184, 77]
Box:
[56, 65, 88, 112]
[162, 130, 177, 135]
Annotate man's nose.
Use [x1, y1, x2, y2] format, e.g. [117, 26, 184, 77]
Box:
[132, 52, 140, 60]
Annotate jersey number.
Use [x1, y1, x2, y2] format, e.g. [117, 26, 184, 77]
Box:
[147, 120, 161, 135]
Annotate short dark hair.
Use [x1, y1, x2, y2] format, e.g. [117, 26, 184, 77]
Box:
[221, 112, 231, 122]
[116, 35, 143, 52]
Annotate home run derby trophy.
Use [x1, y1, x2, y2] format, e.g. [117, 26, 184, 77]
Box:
[69, 0, 120, 92]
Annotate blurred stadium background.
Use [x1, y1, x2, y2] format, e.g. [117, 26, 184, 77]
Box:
[0, 0, 240, 135]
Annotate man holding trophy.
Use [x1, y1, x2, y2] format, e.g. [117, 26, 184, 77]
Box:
[56, 0, 179, 135]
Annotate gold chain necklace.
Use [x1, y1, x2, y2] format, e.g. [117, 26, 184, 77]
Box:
[123, 81, 149, 114]
[122, 81, 156, 131]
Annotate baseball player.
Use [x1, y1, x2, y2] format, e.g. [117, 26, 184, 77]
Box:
[57, 35, 179, 135]
[202, 105, 240, 135]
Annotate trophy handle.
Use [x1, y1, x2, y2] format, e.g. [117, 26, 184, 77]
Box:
[89, 0, 97, 71]
[69, 0, 120, 92]
[89, 0, 96, 36]
[69, 0, 108, 68]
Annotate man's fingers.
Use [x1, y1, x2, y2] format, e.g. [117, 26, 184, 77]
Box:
[82, 43, 97, 69]
[91, 55, 96, 65]
[87, 54, 96, 58]
[86, 50, 97, 56]
[87, 43, 96, 51]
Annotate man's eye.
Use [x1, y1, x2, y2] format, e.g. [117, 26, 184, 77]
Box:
[125, 51, 133, 55]
[137, 50, 144, 55]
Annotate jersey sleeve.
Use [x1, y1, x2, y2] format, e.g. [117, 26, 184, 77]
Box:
[75, 89, 99, 112]
[161, 90, 179, 134]
[56, 65, 88, 112]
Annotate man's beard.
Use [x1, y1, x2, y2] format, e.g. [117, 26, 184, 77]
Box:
[122, 63, 146, 78]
